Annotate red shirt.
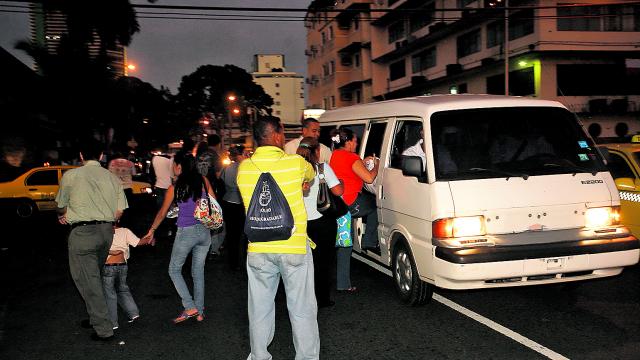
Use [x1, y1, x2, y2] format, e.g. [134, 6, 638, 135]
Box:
[329, 149, 363, 205]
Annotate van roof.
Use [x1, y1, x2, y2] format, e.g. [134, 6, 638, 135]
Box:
[317, 94, 566, 123]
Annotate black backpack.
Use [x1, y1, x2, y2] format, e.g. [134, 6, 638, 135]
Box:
[244, 164, 294, 242]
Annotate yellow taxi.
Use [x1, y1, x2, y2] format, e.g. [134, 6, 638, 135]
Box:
[0, 165, 152, 218]
[602, 135, 640, 238]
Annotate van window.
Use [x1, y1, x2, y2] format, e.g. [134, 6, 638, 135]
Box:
[341, 124, 365, 153]
[363, 122, 387, 158]
[390, 120, 424, 170]
[319, 125, 337, 149]
[430, 107, 607, 181]
[608, 152, 636, 179]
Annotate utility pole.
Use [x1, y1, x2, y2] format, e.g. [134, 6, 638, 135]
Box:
[504, 0, 510, 96]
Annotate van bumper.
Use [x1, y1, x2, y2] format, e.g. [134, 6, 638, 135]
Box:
[435, 236, 639, 264]
[431, 236, 639, 290]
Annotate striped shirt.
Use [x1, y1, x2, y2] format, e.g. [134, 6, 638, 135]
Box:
[237, 146, 315, 254]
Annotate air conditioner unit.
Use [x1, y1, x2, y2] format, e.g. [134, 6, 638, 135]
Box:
[428, 22, 446, 33]
[340, 92, 353, 101]
[446, 63, 463, 76]
[481, 57, 495, 66]
[588, 99, 608, 114]
[411, 75, 427, 86]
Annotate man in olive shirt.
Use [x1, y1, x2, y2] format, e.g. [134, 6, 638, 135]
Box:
[56, 140, 128, 341]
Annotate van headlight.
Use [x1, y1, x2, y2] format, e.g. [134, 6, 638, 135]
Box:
[433, 216, 486, 238]
[584, 206, 620, 228]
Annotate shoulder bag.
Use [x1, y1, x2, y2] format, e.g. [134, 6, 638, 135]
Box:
[316, 163, 349, 219]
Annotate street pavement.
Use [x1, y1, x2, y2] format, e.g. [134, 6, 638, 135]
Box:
[0, 213, 639, 359]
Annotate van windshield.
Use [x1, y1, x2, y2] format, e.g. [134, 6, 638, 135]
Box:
[430, 107, 607, 181]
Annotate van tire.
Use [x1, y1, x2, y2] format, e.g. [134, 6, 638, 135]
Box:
[392, 242, 432, 306]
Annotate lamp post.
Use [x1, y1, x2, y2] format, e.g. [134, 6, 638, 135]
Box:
[223, 94, 238, 148]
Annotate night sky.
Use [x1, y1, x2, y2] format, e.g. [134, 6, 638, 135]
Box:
[0, 0, 309, 92]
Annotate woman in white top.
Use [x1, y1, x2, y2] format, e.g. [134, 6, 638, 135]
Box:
[297, 137, 344, 308]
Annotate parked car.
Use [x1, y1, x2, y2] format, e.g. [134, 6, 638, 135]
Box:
[0, 165, 153, 218]
[602, 135, 640, 238]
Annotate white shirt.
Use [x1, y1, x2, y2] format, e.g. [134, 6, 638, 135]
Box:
[284, 136, 333, 164]
[402, 139, 426, 169]
[110, 227, 140, 261]
[152, 155, 173, 189]
[303, 163, 340, 221]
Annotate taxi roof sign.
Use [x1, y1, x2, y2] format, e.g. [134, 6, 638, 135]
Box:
[632, 135, 640, 143]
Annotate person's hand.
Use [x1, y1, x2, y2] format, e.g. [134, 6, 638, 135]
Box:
[57, 214, 68, 225]
[142, 230, 155, 243]
[302, 182, 311, 192]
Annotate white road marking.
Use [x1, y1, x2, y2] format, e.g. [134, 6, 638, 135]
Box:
[351, 252, 570, 360]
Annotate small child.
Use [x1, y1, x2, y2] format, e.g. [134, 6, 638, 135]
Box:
[101, 224, 153, 330]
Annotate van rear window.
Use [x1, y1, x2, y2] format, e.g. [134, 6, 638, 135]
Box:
[430, 107, 607, 181]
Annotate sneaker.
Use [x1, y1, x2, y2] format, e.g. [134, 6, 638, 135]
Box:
[127, 315, 140, 324]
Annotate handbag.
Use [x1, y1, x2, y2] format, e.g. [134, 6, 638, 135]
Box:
[336, 211, 352, 247]
[194, 183, 224, 230]
[316, 163, 349, 219]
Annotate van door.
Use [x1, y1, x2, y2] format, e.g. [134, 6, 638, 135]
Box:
[380, 118, 432, 268]
[354, 120, 389, 260]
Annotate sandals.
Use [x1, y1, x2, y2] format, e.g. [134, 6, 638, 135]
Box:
[173, 309, 199, 324]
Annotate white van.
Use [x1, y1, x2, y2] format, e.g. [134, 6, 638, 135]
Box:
[318, 95, 639, 305]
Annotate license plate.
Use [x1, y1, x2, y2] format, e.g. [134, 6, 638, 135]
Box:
[545, 257, 565, 270]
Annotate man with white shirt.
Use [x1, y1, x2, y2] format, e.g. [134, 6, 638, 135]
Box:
[284, 118, 332, 163]
[402, 128, 426, 169]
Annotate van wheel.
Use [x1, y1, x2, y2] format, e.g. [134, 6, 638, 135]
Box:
[393, 242, 432, 306]
[16, 200, 37, 218]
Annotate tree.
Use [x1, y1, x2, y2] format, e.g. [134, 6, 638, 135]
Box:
[175, 64, 274, 132]
[16, 0, 156, 143]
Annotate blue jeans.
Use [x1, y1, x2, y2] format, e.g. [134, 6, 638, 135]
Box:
[169, 223, 211, 314]
[246, 244, 319, 360]
[102, 264, 140, 328]
[349, 192, 379, 248]
[336, 247, 353, 290]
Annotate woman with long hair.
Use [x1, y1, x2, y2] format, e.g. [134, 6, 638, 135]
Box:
[329, 128, 379, 292]
[297, 137, 344, 307]
[143, 150, 216, 323]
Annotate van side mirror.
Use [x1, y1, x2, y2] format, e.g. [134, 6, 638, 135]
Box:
[402, 156, 423, 178]
[597, 146, 611, 163]
[615, 177, 638, 191]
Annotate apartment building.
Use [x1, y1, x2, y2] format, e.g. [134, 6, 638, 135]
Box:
[252, 54, 305, 125]
[29, 3, 126, 77]
[305, 0, 640, 138]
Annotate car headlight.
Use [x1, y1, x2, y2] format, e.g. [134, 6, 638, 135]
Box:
[584, 206, 620, 228]
[433, 216, 486, 238]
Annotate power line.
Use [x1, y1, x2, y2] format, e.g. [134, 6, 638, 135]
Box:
[2, 0, 640, 13]
[2, 6, 639, 22]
